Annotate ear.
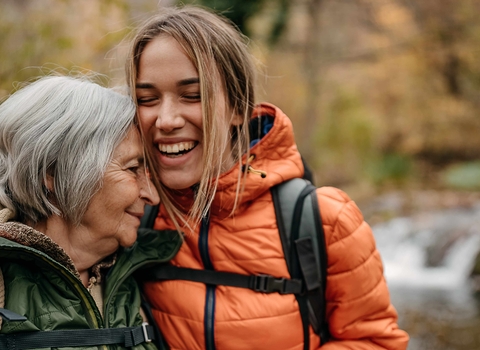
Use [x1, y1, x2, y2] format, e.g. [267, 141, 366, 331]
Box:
[230, 113, 244, 126]
[44, 174, 55, 193]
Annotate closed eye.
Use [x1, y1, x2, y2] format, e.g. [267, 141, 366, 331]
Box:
[126, 161, 143, 175]
[127, 166, 140, 174]
[137, 96, 158, 106]
[183, 93, 201, 101]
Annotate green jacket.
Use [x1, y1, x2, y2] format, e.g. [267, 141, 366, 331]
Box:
[0, 222, 182, 350]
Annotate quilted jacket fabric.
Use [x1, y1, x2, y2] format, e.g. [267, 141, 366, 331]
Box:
[144, 103, 409, 350]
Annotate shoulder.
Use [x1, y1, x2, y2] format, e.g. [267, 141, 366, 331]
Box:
[314, 187, 408, 346]
[315, 186, 376, 259]
[316, 186, 366, 235]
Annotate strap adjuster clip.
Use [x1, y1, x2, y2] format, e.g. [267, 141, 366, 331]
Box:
[0, 308, 27, 322]
[141, 322, 152, 343]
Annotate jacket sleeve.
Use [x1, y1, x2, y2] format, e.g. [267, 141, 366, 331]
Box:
[316, 187, 409, 350]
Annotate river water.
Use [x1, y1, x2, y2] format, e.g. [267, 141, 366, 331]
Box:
[370, 194, 480, 349]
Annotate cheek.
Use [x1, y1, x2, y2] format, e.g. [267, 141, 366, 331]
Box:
[108, 179, 139, 207]
[126, 178, 141, 197]
[137, 108, 156, 133]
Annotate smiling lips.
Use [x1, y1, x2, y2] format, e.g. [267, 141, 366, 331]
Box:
[126, 211, 143, 223]
[158, 141, 197, 157]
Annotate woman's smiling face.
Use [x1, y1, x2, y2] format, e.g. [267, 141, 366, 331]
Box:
[79, 127, 159, 256]
[136, 35, 206, 190]
[136, 34, 239, 191]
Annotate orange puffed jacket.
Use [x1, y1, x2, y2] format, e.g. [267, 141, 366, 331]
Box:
[144, 103, 409, 350]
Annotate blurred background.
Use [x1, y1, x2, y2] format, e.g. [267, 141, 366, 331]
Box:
[2, 0, 480, 348]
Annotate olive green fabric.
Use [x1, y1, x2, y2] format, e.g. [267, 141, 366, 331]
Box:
[0, 227, 182, 350]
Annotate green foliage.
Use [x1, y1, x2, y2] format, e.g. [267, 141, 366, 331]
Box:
[265, 0, 290, 46]
[0, 0, 132, 98]
[313, 89, 377, 184]
[441, 161, 480, 190]
[368, 153, 413, 188]
[305, 88, 415, 188]
[183, 0, 264, 36]
[181, 0, 290, 46]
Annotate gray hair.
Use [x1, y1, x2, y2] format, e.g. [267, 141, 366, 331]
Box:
[0, 75, 135, 224]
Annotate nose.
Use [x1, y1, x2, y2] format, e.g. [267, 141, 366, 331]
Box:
[155, 98, 185, 133]
[139, 171, 160, 206]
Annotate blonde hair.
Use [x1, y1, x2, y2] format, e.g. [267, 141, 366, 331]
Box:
[126, 5, 257, 227]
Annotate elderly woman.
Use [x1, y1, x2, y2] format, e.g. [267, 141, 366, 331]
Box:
[0, 75, 181, 349]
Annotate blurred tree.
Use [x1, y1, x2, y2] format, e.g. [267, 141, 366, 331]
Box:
[398, 0, 480, 98]
[3, 0, 480, 195]
[182, 0, 290, 46]
[188, 0, 265, 36]
[299, 0, 323, 164]
[375, 0, 480, 164]
[0, 0, 134, 97]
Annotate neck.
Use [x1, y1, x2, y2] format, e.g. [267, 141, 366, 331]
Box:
[33, 215, 95, 287]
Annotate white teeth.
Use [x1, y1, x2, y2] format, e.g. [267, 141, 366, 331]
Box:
[158, 141, 195, 154]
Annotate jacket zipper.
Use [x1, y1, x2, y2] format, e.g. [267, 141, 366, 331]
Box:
[199, 214, 216, 350]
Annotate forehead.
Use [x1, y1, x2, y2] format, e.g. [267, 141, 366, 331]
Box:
[136, 34, 229, 104]
[142, 35, 192, 64]
[112, 128, 142, 160]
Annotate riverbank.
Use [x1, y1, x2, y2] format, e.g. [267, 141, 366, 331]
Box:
[360, 189, 480, 349]
[356, 188, 480, 225]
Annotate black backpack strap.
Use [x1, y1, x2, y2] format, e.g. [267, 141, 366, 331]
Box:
[0, 312, 155, 350]
[308, 185, 329, 343]
[140, 204, 159, 229]
[138, 264, 303, 295]
[301, 155, 315, 185]
[271, 178, 329, 347]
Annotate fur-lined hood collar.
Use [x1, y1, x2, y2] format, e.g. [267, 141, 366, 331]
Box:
[0, 219, 115, 284]
[0, 221, 80, 278]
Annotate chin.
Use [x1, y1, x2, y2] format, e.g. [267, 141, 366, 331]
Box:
[161, 175, 199, 191]
[120, 233, 138, 248]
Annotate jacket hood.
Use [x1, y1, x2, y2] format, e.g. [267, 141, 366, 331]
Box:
[163, 103, 304, 218]
[0, 221, 78, 276]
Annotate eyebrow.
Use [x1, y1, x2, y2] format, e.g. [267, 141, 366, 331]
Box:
[135, 78, 199, 90]
[177, 77, 199, 87]
[136, 82, 155, 89]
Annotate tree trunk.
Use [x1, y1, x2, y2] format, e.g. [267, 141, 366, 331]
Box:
[300, 0, 323, 168]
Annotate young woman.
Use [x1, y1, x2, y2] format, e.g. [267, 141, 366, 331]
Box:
[126, 5, 409, 350]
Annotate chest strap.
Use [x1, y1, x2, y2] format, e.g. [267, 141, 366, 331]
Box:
[138, 264, 303, 294]
[0, 309, 154, 350]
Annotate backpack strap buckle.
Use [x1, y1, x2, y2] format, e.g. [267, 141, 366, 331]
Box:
[125, 323, 155, 347]
[252, 274, 302, 294]
[253, 274, 282, 293]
